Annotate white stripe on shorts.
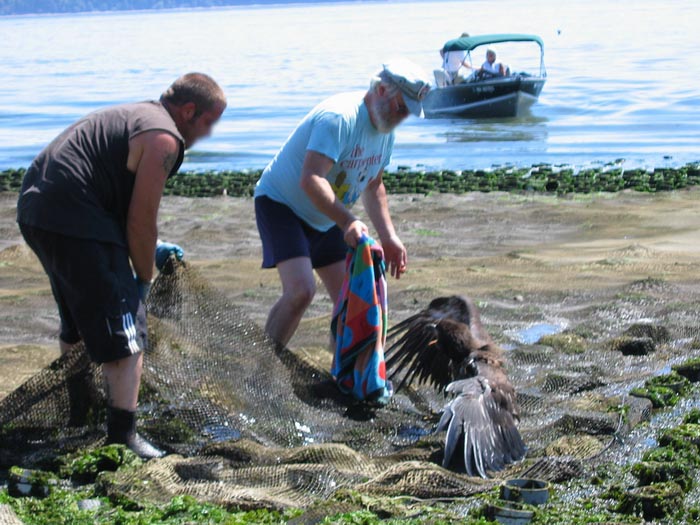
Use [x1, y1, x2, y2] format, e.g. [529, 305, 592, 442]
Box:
[122, 312, 141, 355]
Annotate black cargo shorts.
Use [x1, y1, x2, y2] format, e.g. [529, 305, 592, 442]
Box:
[19, 223, 147, 364]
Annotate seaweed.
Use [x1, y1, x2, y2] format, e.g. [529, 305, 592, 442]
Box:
[538, 332, 586, 354]
[629, 372, 689, 408]
[4, 164, 700, 198]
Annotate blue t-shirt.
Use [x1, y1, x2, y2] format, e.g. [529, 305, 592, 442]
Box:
[254, 91, 395, 232]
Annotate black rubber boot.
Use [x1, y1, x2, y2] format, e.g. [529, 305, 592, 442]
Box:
[106, 406, 165, 459]
[66, 367, 92, 427]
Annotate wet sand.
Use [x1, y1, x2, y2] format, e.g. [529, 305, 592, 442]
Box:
[2, 188, 700, 399]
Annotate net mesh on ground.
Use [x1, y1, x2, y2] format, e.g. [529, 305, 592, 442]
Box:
[2, 260, 700, 512]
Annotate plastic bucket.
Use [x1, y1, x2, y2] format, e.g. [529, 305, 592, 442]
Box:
[487, 502, 535, 525]
[500, 478, 550, 506]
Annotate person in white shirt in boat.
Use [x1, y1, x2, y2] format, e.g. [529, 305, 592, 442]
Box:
[479, 48, 508, 77]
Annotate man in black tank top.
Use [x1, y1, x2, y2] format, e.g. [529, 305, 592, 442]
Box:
[16, 73, 226, 458]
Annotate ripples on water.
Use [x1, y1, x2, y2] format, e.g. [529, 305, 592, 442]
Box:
[0, 0, 698, 171]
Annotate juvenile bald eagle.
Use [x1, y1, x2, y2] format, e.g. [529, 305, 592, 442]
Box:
[385, 296, 525, 478]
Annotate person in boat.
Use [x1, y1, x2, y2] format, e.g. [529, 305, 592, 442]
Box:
[254, 59, 430, 348]
[439, 32, 471, 85]
[479, 48, 508, 77]
[16, 73, 227, 459]
[440, 48, 468, 84]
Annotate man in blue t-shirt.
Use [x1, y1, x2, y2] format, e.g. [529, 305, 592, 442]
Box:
[254, 59, 430, 347]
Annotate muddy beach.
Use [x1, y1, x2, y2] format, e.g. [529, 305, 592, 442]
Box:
[4, 187, 700, 523]
[2, 187, 700, 398]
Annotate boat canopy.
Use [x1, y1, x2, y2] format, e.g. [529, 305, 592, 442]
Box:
[442, 33, 544, 52]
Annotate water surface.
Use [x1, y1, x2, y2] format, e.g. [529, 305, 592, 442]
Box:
[1, 0, 698, 171]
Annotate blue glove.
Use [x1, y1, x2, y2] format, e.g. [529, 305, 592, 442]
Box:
[135, 277, 151, 302]
[155, 241, 184, 271]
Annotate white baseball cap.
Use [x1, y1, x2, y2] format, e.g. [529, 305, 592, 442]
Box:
[378, 58, 431, 117]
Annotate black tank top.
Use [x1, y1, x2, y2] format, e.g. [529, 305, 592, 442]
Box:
[17, 101, 185, 246]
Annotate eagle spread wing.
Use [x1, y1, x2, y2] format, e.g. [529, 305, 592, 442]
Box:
[385, 295, 525, 478]
[385, 296, 476, 390]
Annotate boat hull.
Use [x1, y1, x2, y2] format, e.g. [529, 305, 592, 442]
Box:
[423, 76, 545, 119]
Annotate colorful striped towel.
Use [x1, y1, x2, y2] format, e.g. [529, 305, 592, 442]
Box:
[331, 235, 392, 404]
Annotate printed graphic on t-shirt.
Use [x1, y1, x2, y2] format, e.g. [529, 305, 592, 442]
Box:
[331, 144, 383, 205]
[331, 171, 351, 201]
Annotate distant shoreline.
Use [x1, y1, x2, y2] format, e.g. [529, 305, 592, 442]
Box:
[3, 163, 699, 196]
[0, 0, 369, 17]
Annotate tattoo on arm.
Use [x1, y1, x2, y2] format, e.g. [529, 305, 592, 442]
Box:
[161, 150, 178, 175]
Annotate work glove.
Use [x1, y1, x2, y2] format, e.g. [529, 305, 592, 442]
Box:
[155, 240, 184, 271]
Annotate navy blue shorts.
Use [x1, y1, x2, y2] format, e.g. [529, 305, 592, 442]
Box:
[255, 196, 347, 269]
[19, 223, 147, 364]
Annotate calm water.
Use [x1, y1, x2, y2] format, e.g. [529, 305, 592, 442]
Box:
[0, 0, 698, 172]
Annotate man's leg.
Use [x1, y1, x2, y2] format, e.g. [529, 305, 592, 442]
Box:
[19, 224, 161, 458]
[316, 260, 347, 353]
[59, 241, 158, 457]
[265, 256, 316, 347]
[100, 348, 162, 459]
[60, 336, 92, 426]
[102, 351, 162, 458]
[59, 339, 79, 355]
[316, 260, 346, 307]
[19, 224, 93, 423]
[102, 352, 143, 411]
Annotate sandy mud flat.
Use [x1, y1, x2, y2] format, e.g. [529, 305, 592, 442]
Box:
[2, 188, 699, 398]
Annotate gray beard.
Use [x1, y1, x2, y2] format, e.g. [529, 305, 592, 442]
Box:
[371, 97, 397, 134]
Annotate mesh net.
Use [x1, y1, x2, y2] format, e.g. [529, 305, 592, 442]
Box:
[2, 257, 700, 513]
[0, 504, 22, 525]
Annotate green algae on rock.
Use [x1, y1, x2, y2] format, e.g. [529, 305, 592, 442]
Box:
[0, 488, 294, 525]
[683, 408, 700, 425]
[56, 444, 142, 484]
[630, 385, 677, 408]
[673, 357, 700, 383]
[3, 164, 700, 198]
[629, 372, 691, 409]
[7, 467, 60, 499]
[609, 336, 656, 356]
[622, 323, 670, 343]
[538, 332, 587, 354]
[658, 423, 700, 451]
[646, 371, 691, 393]
[617, 481, 684, 521]
[642, 446, 700, 468]
[631, 460, 693, 492]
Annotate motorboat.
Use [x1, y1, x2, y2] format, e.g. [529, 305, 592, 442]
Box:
[423, 33, 546, 119]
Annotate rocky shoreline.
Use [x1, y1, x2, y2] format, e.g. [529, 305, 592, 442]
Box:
[2, 163, 700, 198]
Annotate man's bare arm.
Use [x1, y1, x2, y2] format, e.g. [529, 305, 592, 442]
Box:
[127, 131, 180, 282]
[363, 171, 407, 278]
[362, 171, 396, 242]
[299, 150, 368, 245]
[299, 150, 356, 228]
